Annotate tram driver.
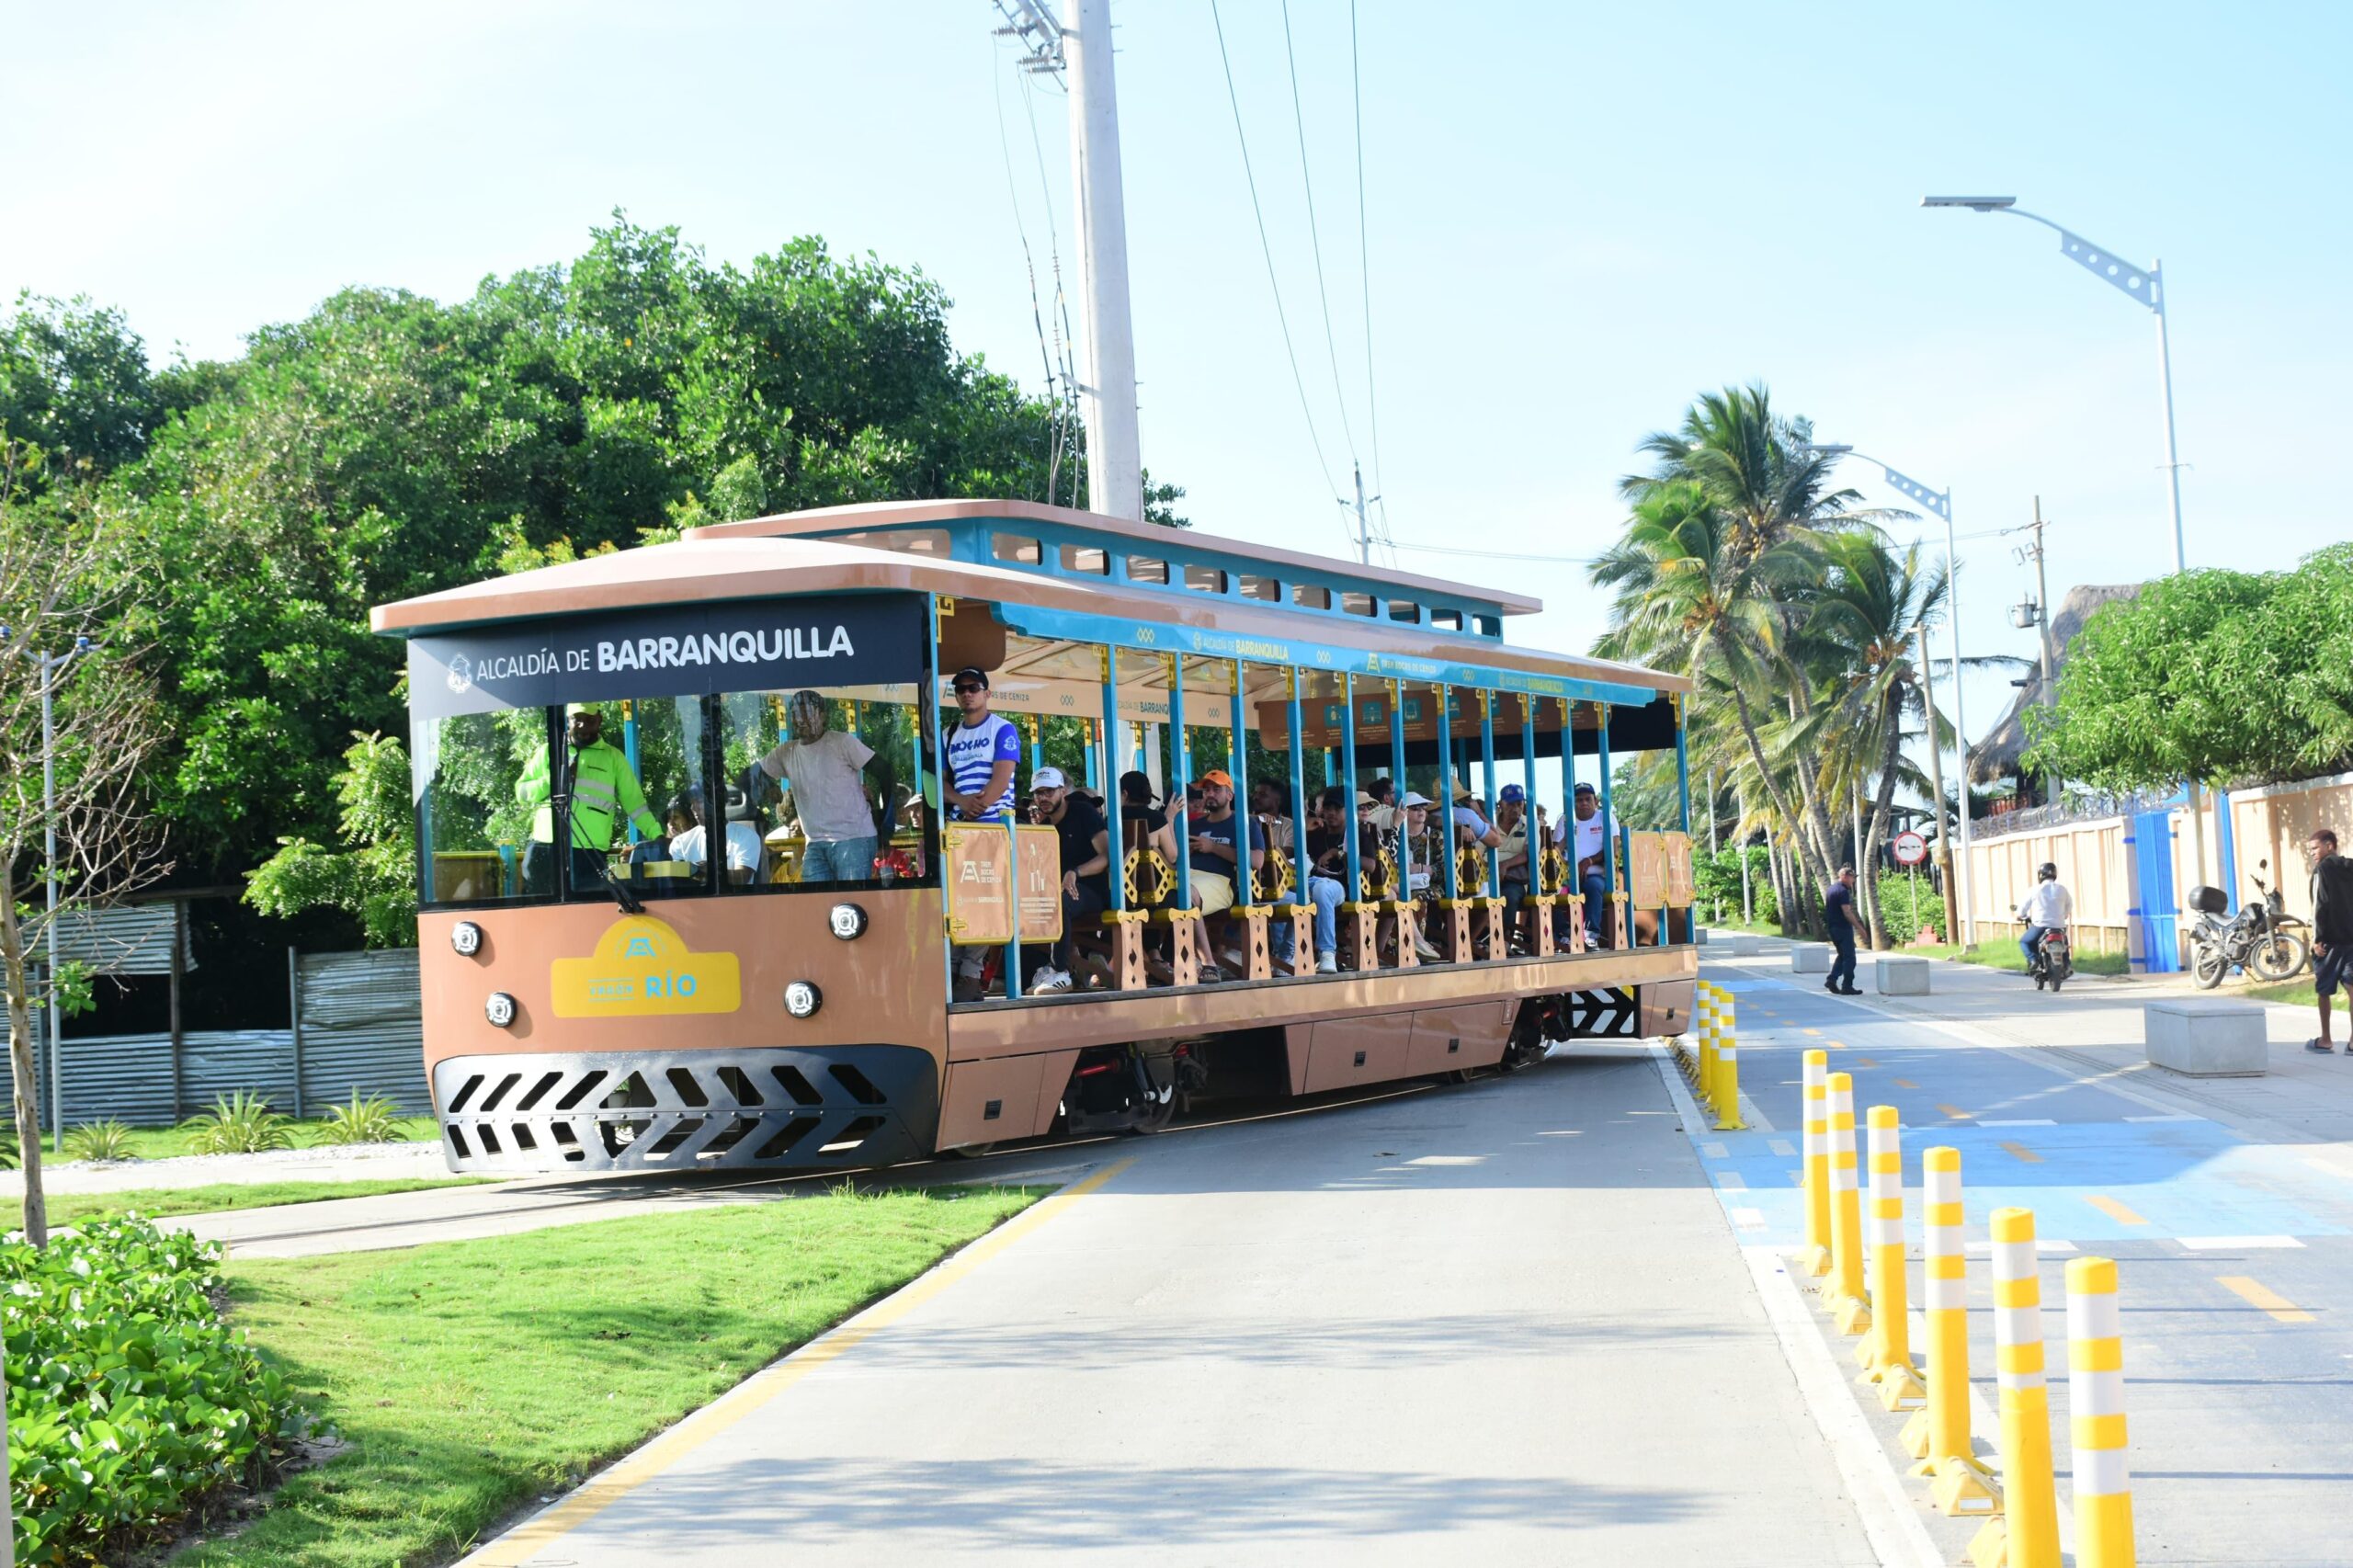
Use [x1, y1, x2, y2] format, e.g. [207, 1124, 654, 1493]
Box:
[517, 703, 663, 897]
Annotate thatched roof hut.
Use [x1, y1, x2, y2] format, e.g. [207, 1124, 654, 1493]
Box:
[1966, 583, 2143, 785]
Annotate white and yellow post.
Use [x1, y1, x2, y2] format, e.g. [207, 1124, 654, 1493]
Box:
[1904, 1145, 1997, 1514]
[1969, 1207, 2062, 1568]
[2067, 1256, 2136, 1567]
[1800, 1050, 1832, 1277]
[1711, 991, 1743, 1131]
[1691, 983, 1717, 1095]
[1824, 1072, 1871, 1335]
[1857, 1106, 1925, 1407]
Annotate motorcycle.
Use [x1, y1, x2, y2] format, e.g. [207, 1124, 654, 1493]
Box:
[2188, 879, 2308, 990]
[2248, 859, 2313, 978]
[2027, 926, 2074, 992]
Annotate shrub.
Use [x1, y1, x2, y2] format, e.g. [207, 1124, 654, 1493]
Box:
[62, 1120, 135, 1163]
[1876, 869, 1948, 947]
[315, 1092, 401, 1146]
[180, 1092, 294, 1156]
[1695, 846, 1777, 926]
[1, 1216, 314, 1564]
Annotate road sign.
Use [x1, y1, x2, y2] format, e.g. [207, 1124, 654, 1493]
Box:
[1893, 831, 1928, 868]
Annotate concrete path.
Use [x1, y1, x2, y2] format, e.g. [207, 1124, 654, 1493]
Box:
[5, 1137, 453, 1198]
[459, 1045, 1889, 1568]
[1699, 942, 2353, 1568]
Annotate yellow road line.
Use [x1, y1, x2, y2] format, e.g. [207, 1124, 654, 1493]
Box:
[2217, 1275, 2315, 1324]
[459, 1158, 1136, 1566]
[1938, 1104, 1973, 1121]
[1802, 1028, 1823, 1036]
[2086, 1195, 2149, 1226]
[1853, 1056, 1878, 1068]
[2000, 1141, 2042, 1164]
[1893, 1078, 1918, 1090]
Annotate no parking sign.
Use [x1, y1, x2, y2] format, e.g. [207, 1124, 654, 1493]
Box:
[1893, 830, 1928, 867]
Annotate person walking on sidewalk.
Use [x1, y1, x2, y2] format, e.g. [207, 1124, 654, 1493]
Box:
[1824, 866, 1861, 995]
[2303, 828, 2353, 1053]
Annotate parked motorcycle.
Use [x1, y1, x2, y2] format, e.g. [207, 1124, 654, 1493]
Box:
[2027, 926, 2074, 992]
[2188, 879, 2308, 990]
[2248, 859, 2313, 978]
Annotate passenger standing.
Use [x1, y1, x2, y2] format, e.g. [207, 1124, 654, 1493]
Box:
[751, 689, 879, 882]
[2303, 828, 2353, 1053]
[941, 666, 1019, 821]
[1824, 865, 1861, 995]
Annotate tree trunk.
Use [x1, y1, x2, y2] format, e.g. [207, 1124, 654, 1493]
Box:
[1863, 689, 1908, 949]
[1718, 635, 1836, 894]
[0, 859, 48, 1246]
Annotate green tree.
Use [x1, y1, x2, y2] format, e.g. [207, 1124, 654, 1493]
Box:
[244, 732, 419, 949]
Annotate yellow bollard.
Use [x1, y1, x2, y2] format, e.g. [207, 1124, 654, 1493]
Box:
[1711, 1010, 1744, 1131]
[1969, 1207, 2062, 1568]
[1800, 1050, 1832, 1277]
[1695, 984, 1719, 1096]
[1824, 1073, 1871, 1335]
[1904, 1146, 1997, 1513]
[1856, 1107, 1924, 1407]
[2067, 1257, 2136, 1567]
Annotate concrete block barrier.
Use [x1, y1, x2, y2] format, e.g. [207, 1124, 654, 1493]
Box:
[1874, 954, 1930, 995]
[1792, 943, 1831, 974]
[1731, 934, 1761, 957]
[2144, 998, 2266, 1076]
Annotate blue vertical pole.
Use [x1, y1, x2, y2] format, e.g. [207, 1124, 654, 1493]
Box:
[1389, 682, 1409, 892]
[1028, 716, 1043, 779]
[2217, 788, 2239, 914]
[1560, 698, 1576, 839]
[1340, 672, 1361, 899]
[1479, 692, 1499, 896]
[1520, 695, 1539, 897]
[1084, 719, 1100, 791]
[1229, 661, 1251, 899]
[1287, 671, 1309, 905]
[1169, 654, 1192, 903]
[1674, 695, 1693, 834]
[621, 701, 641, 845]
[1439, 687, 1459, 903]
[1102, 651, 1124, 916]
[1597, 701, 1618, 945]
[927, 596, 950, 997]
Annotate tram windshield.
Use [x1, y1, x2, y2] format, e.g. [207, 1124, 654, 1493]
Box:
[406, 594, 933, 908]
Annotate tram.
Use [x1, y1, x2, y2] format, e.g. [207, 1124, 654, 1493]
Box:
[376, 498, 1700, 1174]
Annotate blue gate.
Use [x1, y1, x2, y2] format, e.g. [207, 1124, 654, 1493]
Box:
[2125, 809, 2181, 973]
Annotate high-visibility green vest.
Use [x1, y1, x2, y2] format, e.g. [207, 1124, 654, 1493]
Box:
[517, 739, 661, 849]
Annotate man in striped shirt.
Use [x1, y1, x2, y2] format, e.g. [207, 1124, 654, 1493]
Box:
[942, 665, 1019, 821]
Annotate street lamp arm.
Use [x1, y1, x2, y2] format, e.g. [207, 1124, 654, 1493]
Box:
[1990, 207, 2164, 314]
[1808, 444, 1950, 522]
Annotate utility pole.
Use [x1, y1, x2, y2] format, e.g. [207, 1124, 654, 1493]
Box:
[995, 0, 1142, 521]
[1343, 461, 1378, 564]
[2013, 499, 2058, 805]
[1915, 620, 1958, 934]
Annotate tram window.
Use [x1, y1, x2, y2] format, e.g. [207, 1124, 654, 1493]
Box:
[1474, 614, 1502, 637]
[1126, 555, 1170, 585]
[1238, 574, 1279, 602]
[1387, 599, 1420, 623]
[552, 697, 710, 903]
[1340, 591, 1377, 618]
[992, 533, 1043, 565]
[719, 687, 926, 890]
[1429, 608, 1463, 632]
[1061, 543, 1110, 575]
[414, 710, 550, 907]
[1291, 584, 1331, 610]
[1183, 563, 1227, 595]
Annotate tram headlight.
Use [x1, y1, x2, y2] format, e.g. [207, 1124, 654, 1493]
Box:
[450, 920, 483, 958]
[484, 992, 517, 1028]
[827, 903, 868, 940]
[783, 981, 823, 1019]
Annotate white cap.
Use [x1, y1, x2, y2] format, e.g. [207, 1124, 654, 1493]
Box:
[1032, 767, 1068, 790]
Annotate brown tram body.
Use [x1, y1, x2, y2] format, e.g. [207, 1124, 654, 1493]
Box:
[376, 500, 1699, 1174]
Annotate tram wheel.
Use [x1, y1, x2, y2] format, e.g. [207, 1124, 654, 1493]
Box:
[948, 1142, 1000, 1159]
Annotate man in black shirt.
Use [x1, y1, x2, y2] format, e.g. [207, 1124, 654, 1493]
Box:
[2303, 828, 2353, 1052]
[1823, 865, 1860, 995]
[1029, 767, 1107, 992]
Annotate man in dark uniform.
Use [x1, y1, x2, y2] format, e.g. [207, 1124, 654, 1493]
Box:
[2303, 828, 2353, 1052]
[1824, 865, 1860, 995]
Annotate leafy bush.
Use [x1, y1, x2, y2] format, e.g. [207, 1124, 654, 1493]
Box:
[1876, 869, 1948, 947]
[1696, 846, 1777, 926]
[180, 1093, 293, 1156]
[315, 1092, 401, 1146]
[62, 1120, 135, 1163]
[1, 1216, 314, 1564]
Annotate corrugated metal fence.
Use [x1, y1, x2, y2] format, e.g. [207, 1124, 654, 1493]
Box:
[9, 949, 428, 1129]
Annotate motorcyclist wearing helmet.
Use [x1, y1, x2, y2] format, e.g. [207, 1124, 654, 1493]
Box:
[2017, 861, 2075, 972]
[749, 689, 881, 883]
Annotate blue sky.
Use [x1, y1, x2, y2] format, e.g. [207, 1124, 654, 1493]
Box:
[9, 2, 2349, 778]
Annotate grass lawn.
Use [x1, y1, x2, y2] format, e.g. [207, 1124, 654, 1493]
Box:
[1913, 938, 2128, 977]
[85, 1116, 441, 1164]
[2247, 978, 2320, 1012]
[170, 1183, 1038, 1568]
[46, 1176, 491, 1231]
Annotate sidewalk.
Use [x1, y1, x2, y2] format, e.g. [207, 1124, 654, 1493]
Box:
[1, 1137, 456, 1198]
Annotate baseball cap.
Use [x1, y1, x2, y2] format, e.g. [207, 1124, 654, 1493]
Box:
[1032, 766, 1068, 790]
[1402, 791, 1435, 808]
[1574, 781, 1597, 798]
[1199, 768, 1233, 788]
[951, 665, 990, 689]
[1498, 783, 1527, 804]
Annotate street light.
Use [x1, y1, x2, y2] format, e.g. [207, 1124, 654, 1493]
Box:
[0, 625, 97, 1152]
[1925, 192, 2207, 892]
[1805, 443, 1978, 943]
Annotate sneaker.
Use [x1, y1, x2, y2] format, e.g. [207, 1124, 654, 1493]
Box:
[1029, 966, 1074, 994]
[1414, 936, 1442, 961]
[2307, 1038, 2336, 1054]
[1315, 951, 1338, 974]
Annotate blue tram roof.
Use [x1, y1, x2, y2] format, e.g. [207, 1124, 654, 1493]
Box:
[683, 499, 1537, 644]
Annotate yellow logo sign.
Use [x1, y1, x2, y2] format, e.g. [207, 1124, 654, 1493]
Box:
[550, 915, 742, 1018]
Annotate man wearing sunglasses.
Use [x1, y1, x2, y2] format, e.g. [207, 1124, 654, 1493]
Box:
[942, 666, 1019, 822]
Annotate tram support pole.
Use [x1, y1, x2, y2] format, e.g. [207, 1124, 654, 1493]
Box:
[1282, 668, 1313, 976]
[1520, 693, 1551, 956]
[1388, 679, 1420, 965]
[1430, 685, 1471, 960]
[1597, 701, 1621, 949]
[927, 595, 952, 1000]
[1336, 671, 1375, 969]
[1099, 647, 1144, 991]
[1165, 653, 1199, 985]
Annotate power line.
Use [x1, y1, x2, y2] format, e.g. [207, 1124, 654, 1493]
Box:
[1279, 0, 1358, 466]
[1208, 0, 1342, 509]
[991, 49, 1069, 503]
[1348, 0, 1395, 564]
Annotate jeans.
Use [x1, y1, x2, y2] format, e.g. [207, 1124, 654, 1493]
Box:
[1828, 925, 1858, 990]
[2020, 925, 2058, 969]
[800, 835, 878, 883]
[1306, 875, 1345, 957]
[1579, 868, 1611, 947]
[1054, 882, 1108, 971]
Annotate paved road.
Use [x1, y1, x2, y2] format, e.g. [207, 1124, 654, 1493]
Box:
[460, 1044, 1889, 1568]
[1701, 944, 2353, 1568]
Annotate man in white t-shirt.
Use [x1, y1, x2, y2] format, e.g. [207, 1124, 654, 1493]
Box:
[668, 787, 768, 884]
[942, 666, 1020, 821]
[753, 690, 880, 883]
[1552, 780, 1614, 946]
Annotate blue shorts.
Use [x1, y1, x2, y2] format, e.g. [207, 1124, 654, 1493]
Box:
[2315, 947, 2353, 998]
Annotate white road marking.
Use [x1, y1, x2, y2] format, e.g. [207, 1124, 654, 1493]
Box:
[2178, 1235, 2305, 1250]
[1968, 1239, 2078, 1255]
[1769, 1137, 1798, 1157]
[1980, 1118, 2056, 1126]
[1700, 1141, 1730, 1159]
[2127, 1113, 2209, 1123]
[1717, 1171, 1749, 1192]
[1731, 1207, 1768, 1229]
